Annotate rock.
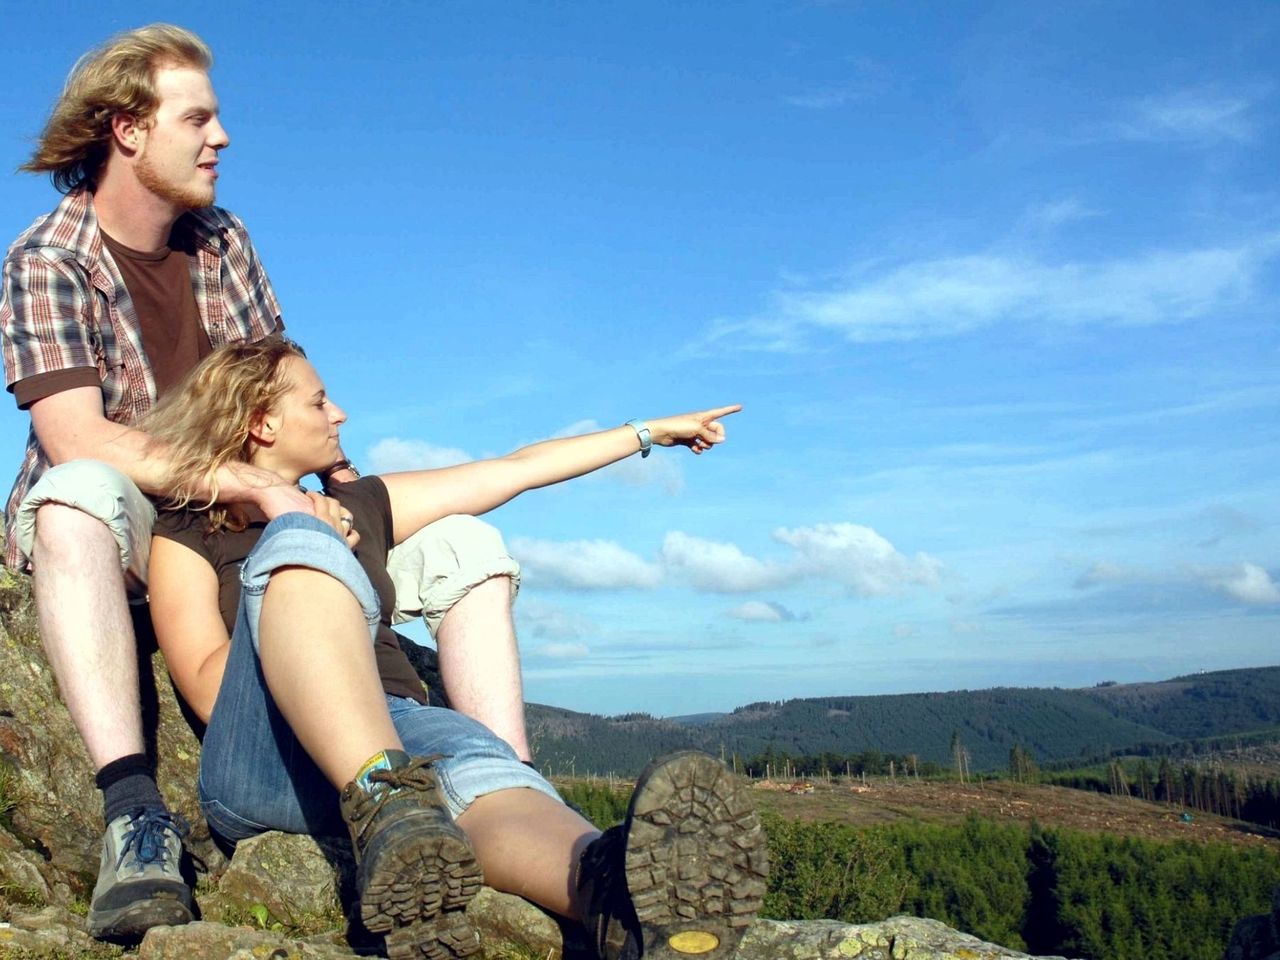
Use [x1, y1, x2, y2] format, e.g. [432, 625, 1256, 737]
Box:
[205, 832, 351, 931]
[137, 921, 354, 960]
[1225, 887, 1280, 960]
[0, 905, 119, 958]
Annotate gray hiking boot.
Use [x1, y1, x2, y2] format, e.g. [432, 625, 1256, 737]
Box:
[577, 750, 769, 960]
[87, 807, 194, 943]
[340, 753, 483, 960]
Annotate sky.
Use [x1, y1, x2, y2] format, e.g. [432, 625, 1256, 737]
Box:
[1, 1, 1277, 717]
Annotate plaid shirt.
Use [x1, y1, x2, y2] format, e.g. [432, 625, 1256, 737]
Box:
[0, 189, 283, 569]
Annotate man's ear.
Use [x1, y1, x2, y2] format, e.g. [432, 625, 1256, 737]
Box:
[110, 113, 144, 154]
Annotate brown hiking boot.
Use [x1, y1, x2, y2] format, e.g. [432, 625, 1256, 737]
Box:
[577, 751, 769, 960]
[340, 753, 483, 960]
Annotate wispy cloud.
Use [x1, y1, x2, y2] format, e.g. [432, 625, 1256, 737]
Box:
[1021, 198, 1102, 229]
[1074, 558, 1280, 605]
[702, 237, 1278, 350]
[785, 56, 888, 109]
[518, 598, 598, 639]
[510, 537, 663, 590]
[726, 600, 804, 622]
[1108, 87, 1264, 145]
[367, 438, 473, 472]
[537, 642, 591, 660]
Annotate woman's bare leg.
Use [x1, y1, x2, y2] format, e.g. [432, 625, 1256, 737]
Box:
[455, 788, 599, 919]
[258, 566, 401, 787]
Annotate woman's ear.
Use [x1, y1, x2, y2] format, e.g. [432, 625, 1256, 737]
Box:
[248, 411, 277, 445]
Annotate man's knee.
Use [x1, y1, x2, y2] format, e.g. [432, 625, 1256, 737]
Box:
[31, 502, 118, 560]
[385, 515, 521, 634]
[17, 460, 155, 577]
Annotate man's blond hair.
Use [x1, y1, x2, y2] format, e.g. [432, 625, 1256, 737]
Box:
[22, 24, 213, 193]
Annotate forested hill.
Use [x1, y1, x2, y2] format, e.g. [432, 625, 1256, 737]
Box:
[525, 665, 1280, 776]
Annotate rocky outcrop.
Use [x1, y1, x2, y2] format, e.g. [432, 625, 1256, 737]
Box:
[0, 570, 1079, 959]
[1226, 887, 1280, 960]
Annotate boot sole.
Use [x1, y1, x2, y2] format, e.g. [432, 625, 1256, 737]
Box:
[87, 892, 194, 944]
[359, 817, 483, 960]
[624, 751, 769, 959]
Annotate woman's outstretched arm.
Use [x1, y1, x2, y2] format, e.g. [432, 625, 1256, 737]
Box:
[380, 405, 741, 545]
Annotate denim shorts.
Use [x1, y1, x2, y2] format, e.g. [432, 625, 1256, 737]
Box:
[197, 512, 559, 845]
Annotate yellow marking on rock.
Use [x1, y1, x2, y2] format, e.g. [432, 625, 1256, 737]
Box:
[669, 930, 720, 953]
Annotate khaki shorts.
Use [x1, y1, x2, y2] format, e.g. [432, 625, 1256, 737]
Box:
[15, 460, 156, 590]
[385, 513, 521, 637]
[14, 460, 520, 634]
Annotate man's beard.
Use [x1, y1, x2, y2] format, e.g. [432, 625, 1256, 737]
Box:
[135, 151, 214, 210]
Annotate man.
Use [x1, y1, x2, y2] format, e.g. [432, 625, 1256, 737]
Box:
[1, 24, 531, 942]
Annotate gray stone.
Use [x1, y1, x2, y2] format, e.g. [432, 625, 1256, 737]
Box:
[1225, 887, 1280, 960]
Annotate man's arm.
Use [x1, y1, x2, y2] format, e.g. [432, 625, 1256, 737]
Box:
[30, 386, 314, 517]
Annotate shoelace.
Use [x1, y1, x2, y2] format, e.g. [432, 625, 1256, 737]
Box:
[117, 807, 189, 870]
[365, 754, 447, 795]
[348, 754, 449, 846]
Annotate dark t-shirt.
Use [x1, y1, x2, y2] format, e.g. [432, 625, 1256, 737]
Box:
[13, 227, 213, 408]
[151, 476, 427, 705]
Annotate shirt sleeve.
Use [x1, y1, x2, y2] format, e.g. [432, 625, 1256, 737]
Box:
[225, 212, 284, 334]
[2, 248, 99, 394]
[12, 367, 101, 409]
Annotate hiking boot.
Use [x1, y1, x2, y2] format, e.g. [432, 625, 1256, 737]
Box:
[340, 753, 483, 960]
[86, 807, 194, 943]
[578, 751, 769, 960]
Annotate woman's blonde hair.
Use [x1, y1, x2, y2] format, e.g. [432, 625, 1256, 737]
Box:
[23, 24, 213, 193]
[142, 337, 306, 530]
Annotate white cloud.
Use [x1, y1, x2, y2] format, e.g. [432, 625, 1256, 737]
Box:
[950, 620, 983, 635]
[1212, 563, 1280, 605]
[660, 531, 793, 593]
[1074, 561, 1137, 589]
[549, 419, 685, 494]
[1112, 88, 1261, 145]
[702, 238, 1277, 350]
[892, 623, 915, 638]
[367, 438, 472, 472]
[511, 536, 663, 590]
[727, 600, 800, 623]
[772, 522, 941, 597]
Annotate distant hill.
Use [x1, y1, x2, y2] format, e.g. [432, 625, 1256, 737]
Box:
[526, 665, 1280, 776]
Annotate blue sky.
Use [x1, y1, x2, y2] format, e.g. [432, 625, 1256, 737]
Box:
[2, 2, 1277, 717]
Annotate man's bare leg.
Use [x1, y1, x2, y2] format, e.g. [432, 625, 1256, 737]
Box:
[434, 575, 533, 761]
[31, 504, 192, 941]
[31, 504, 145, 768]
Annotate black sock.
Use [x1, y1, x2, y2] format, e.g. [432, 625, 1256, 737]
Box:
[96, 754, 165, 825]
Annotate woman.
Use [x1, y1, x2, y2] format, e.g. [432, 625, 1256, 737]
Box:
[143, 338, 767, 960]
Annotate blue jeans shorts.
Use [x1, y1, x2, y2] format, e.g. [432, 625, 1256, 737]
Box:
[197, 512, 559, 845]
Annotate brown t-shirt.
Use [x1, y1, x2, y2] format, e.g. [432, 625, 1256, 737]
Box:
[151, 476, 428, 705]
[13, 228, 212, 408]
